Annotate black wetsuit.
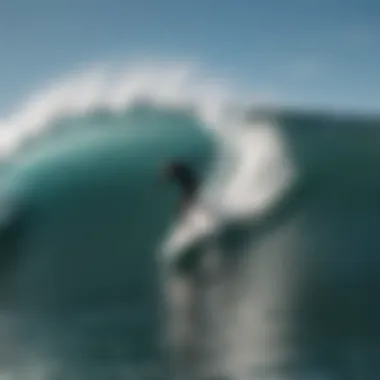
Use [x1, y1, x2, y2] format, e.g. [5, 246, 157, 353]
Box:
[166, 162, 199, 213]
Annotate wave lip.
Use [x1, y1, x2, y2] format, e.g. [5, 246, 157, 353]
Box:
[0, 61, 236, 159]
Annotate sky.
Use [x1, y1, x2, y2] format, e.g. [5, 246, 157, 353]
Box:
[0, 0, 379, 115]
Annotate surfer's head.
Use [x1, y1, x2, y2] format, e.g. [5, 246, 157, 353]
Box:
[160, 159, 198, 196]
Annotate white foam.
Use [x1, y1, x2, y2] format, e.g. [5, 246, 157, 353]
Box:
[0, 60, 234, 156]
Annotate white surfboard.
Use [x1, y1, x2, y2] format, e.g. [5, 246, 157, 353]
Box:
[163, 204, 218, 260]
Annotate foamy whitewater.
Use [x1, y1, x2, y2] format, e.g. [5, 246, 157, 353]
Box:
[1, 59, 380, 380]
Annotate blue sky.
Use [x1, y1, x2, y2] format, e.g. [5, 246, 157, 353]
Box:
[0, 0, 379, 114]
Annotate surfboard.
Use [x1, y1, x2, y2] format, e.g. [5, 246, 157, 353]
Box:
[163, 203, 217, 260]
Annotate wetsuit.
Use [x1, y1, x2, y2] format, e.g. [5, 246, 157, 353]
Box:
[164, 161, 199, 214]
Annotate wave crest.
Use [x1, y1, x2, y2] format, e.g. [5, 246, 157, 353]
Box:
[0, 60, 296, 249]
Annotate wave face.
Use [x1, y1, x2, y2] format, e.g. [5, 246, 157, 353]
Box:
[0, 62, 379, 380]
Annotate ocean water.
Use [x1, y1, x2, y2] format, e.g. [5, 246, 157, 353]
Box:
[0, 63, 379, 380]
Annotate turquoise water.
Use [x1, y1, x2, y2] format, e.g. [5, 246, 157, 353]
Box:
[1, 100, 380, 379]
[0, 106, 215, 379]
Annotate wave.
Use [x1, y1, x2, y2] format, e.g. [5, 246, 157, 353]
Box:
[3, 60, 380, 379]
[0, 60, 296, 249]
[0, 60, 299, 379]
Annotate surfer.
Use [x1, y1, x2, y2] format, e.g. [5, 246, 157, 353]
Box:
[161, 160, 199, 216]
